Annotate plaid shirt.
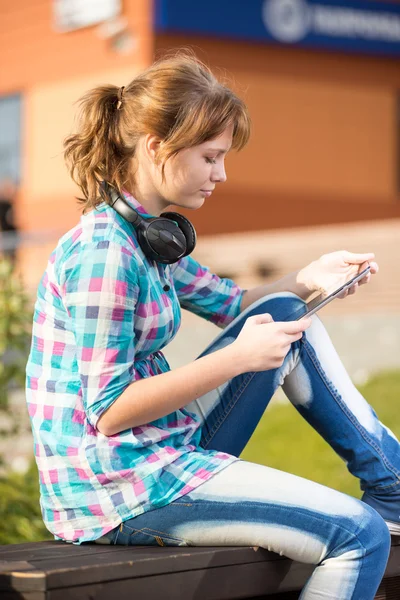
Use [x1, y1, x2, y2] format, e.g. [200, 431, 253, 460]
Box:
[26, 192, 244, 544]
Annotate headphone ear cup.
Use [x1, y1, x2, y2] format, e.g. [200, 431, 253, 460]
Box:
[138, 217, 188, 264]
[160, 212, 197, 258]
[135, 225, 156, 261]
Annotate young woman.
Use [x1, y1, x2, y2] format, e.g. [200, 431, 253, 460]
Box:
[26, 51, 400, 599]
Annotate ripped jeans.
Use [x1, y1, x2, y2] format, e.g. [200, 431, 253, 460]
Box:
[97, 292, 399, 599]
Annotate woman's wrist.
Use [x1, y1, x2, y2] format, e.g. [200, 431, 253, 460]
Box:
[296, 262, 320, 296]
[217, 343, 246, 378]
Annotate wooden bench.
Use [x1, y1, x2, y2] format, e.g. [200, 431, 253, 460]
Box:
[1, 537, 399, 599]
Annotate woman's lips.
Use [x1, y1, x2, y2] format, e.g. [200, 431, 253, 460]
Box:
[200, 190, 213, 197]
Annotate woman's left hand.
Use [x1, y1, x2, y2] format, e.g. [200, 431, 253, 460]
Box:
[299, 251, 379, 299]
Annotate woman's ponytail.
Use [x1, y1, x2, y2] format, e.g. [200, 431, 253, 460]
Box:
[64, 85, 128, 212]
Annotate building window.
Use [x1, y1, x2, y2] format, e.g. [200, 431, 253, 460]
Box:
[0, 94, 22, 184]
[53, 0, 121, 33]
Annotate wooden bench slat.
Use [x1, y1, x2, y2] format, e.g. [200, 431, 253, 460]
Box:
[45, 560, 314, 600]
[0, 543, 57, 556]
[44, 546, 285, 589]
[1, 545, 284, 591]
[0, 541, 129, 561]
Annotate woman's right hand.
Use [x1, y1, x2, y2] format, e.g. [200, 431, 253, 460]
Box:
[230, 313, 312, 373]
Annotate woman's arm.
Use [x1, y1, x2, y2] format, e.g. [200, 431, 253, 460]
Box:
[97, 343, 243, 436]
[169, 254, 244, 328]
[240, 268, 316, 312]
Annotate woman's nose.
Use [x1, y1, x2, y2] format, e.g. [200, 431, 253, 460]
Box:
[211, 163, 227, 184]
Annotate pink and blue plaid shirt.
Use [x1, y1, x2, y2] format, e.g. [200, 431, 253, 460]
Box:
[25, 192, 244, 544]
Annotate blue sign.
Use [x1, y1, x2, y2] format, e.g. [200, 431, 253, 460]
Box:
[154, 0, 400, 58]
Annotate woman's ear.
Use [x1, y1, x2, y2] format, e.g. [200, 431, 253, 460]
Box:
[144, 134, 161, 163]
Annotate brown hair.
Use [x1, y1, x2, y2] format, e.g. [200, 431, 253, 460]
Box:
[64, 49, 251, 214]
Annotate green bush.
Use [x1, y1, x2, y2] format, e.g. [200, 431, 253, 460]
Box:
[0, 258, 33, 414]
[0, 460, 52, 544]
[0, 257, 51, 544]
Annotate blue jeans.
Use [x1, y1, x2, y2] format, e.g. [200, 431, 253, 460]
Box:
[97, 293, 398, 599]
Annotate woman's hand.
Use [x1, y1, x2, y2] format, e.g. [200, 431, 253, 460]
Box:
[298, 251, 379, 300]
[231, 313, 312, 372]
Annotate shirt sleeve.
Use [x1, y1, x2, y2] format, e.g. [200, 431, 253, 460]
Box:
[169, 254, 245, 329]
[58, 240, 140, 430]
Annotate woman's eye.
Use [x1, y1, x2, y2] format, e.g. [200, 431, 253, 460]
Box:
[205, 157, 217, 164]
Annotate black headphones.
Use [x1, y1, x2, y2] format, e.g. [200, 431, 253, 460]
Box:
[100, 181, 197, 265]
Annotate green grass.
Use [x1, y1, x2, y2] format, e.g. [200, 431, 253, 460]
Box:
[240, 369, 400, 499]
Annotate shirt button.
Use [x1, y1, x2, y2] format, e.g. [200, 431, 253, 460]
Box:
[163, 284, 171, 292]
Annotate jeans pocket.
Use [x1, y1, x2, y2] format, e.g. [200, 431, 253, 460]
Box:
[122, 524, 190, 547]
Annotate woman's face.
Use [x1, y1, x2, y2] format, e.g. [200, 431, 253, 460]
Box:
[135, 123, 233, 216]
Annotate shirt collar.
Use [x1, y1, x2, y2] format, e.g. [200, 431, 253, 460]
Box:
[121, 190, 155, 220]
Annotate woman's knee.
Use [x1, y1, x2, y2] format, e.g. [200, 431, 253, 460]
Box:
[358, 505, 391, 558]
[245, 291, 306, 321]
[324, 500, 390, 566]
[333, 503, 391, 564]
